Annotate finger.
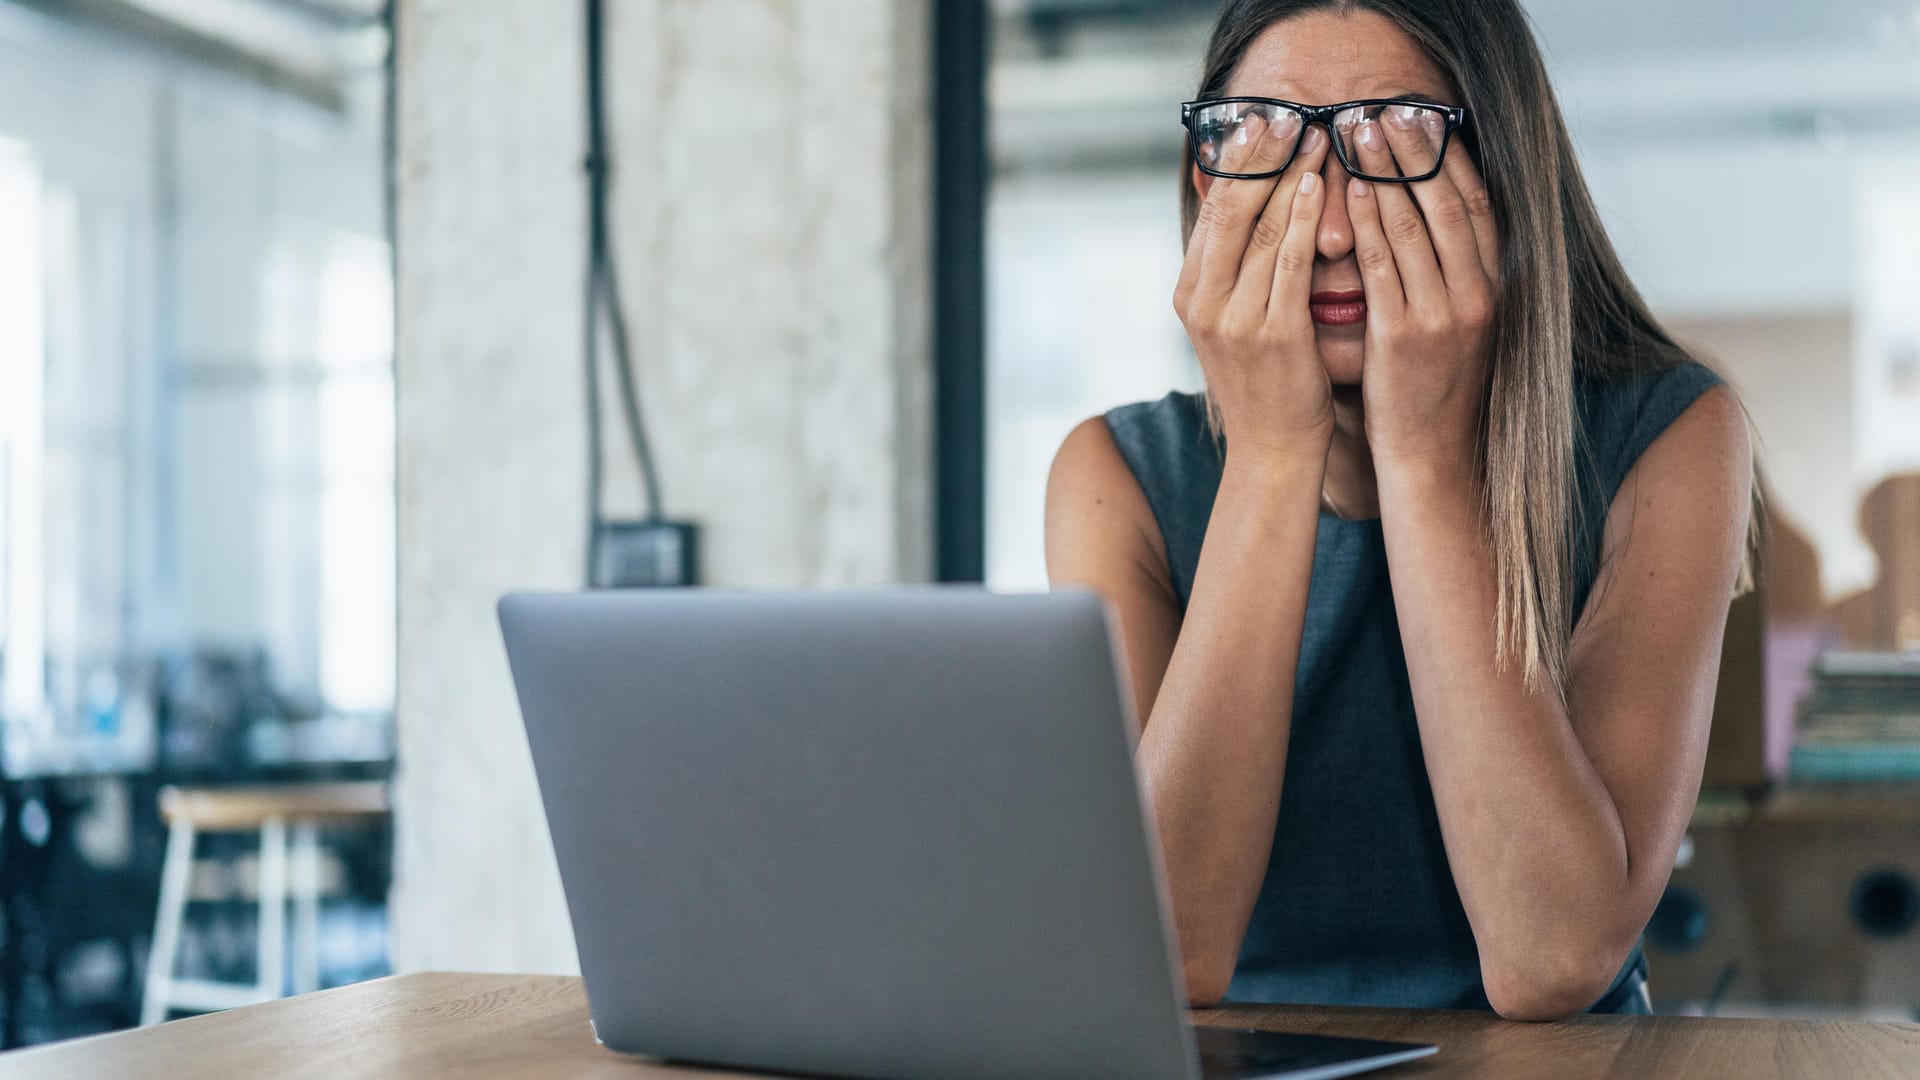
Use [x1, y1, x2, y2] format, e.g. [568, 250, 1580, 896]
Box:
[1267, 139, 1330, 323]
[1379, 103, 1444, 182]
[1177, 119, 1264, 310]
[1345, 174, 1405, 318]
[1347, 115, 1445, 307]
[1230, 125, 1330, 313]
[1384, 106, 1487, 299]
[1439, 124, 1501, 288]
[1193, 109, 1303, 302]
[1174, 176, 1212, 308]
[1177, 122, 1255, 306]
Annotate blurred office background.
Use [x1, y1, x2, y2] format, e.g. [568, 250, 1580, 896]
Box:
[0, 0, 1916, 1048]
[0, 0, 392, 1045]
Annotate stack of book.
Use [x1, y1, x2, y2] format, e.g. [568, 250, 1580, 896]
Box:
[1790, 651, 1920, 782]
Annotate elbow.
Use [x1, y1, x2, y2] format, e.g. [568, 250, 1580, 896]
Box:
[1181, 956, 1234, 1008]
[1481, 945, 1621, 1023]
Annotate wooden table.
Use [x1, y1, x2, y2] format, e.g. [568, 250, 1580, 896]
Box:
[2, 972, 1916, 1078]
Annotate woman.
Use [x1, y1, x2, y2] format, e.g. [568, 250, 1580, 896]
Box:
[1044, 0, 1758, 1021]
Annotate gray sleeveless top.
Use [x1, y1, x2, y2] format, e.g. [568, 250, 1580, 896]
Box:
[1103, 362, 1722, 1012]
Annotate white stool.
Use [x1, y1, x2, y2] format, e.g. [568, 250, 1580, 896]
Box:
[140, 782, 389, 1025]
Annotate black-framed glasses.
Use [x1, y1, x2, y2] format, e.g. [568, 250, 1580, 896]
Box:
[1180, 97, 1470, 183]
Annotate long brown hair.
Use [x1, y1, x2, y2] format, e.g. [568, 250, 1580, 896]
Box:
[1182, 0, 1760, 697]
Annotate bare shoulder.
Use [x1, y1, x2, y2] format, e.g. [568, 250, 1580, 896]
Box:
[1043, 415, 1168, 583]
[1606, 381, 1752, 541]
[1641, 381, 1751, 479]
[1584, 381, 1753, 631]
[1045, 415, 1145, 515]
[1044, 415, 1182, 724]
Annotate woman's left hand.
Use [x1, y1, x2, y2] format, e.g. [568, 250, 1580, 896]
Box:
[1343, 106, 1502, 469]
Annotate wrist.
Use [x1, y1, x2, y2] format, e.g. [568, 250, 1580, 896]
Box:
[1373, 435, 1476, 481]
[1364, 404, 1479, 484]
[1375, 450, 1481, 510]
[1220, 447, 1328, 502]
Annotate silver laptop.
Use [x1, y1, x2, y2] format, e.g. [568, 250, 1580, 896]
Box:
[499, 587, 1437, 1080]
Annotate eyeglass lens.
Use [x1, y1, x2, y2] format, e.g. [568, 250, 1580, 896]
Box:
[1190, 101, 1450, 181]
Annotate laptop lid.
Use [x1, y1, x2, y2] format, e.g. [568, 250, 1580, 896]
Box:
[499, 587, 1200, 1080]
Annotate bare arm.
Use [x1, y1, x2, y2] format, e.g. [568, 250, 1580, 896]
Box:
[1338, 105, 1755, 1020]
[1045, 419, 1322, 1005]
[1375, 386, 1750, 1020]
[1044, 115, 1339, 1005]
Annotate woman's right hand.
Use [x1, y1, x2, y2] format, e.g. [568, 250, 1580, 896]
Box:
[1172, 116, 1334, 464]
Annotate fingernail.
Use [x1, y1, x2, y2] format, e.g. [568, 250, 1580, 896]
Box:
[1234, 124, 1249, 146]
[1389, 105, 1416, 129]
[1303, 127, 1325, 152]
[1357, 120, 1381, 149]
[1350, 178, 1370, 198]
[1300, 171, 1318, 195]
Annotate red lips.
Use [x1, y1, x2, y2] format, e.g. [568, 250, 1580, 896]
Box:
[1309, 288, 1366, 326]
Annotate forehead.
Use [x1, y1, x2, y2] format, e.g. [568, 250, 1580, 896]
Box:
[1223, 10, 1456, 104]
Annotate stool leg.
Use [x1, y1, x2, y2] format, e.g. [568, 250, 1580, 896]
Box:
[257, 817, 288, 1001]
[292, 820, 321, 995]
[141, 818, 196, 1025]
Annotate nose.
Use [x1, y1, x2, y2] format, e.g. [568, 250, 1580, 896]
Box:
[1309, 125, 1357, 264]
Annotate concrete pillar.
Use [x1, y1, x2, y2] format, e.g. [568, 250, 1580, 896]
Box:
[392, 0, 933, 973]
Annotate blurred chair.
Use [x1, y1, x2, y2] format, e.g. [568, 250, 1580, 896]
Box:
[140, 782, 389, 1025]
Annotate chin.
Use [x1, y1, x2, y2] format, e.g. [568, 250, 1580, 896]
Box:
[1319, 344, 1365, 387]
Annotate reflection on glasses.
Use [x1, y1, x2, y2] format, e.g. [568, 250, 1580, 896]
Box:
[1180, 97, 1470, 183]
